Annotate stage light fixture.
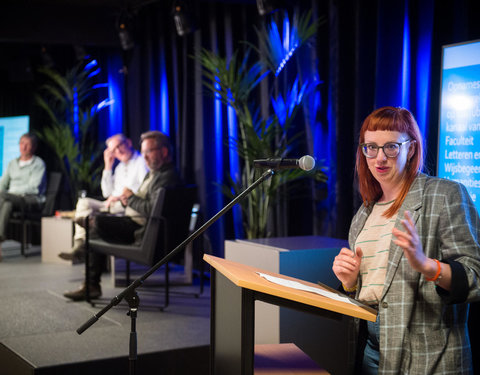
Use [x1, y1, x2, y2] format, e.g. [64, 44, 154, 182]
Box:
[40, 46, 54, 68]
[118, 22, 134, 51]
[73, 45, 87, 61]
[173, 1, 196, 36]
[116, 11, 135, 51]
[256, 0, 279, 16]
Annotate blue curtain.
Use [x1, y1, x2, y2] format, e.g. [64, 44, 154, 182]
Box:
[99, 0, 480, 253]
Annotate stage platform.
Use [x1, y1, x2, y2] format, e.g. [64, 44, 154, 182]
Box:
[0, 241, 210, 375]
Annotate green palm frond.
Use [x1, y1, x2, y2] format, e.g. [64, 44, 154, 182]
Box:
[37, 66, 73, 101]
[35, 60, 110, 204]
[252, 10, 323, 74]
[198, 10, 327, 239]
[198, 48, 268, 108]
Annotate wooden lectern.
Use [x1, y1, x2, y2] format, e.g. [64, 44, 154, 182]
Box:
[204, 254, 377, 375]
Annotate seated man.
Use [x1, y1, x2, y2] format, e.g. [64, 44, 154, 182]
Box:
[0, 133, 46, 261]
[59, 133, 148, 263]
[63, 130, 182, 300]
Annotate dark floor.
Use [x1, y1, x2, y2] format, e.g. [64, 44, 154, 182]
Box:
[0, 241, 211, 375]
[2, 240, 479, 375]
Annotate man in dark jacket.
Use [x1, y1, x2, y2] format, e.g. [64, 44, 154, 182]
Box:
[64, 130, 182, 300]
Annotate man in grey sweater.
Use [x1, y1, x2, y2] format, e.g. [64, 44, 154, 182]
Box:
[0, 133, 46, 261]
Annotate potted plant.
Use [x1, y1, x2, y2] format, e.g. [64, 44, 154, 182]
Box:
[34, 58, 111, 206]
[198, 11, 327, 239]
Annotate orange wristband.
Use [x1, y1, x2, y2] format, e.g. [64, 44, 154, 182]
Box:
[425, 259, 442, 282]
[342, 283, 357, 293]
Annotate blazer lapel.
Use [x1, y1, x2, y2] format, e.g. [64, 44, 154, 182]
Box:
[381, 173, 426, 300]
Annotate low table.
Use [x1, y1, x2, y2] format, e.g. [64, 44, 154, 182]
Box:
[41, 216, 74, 264]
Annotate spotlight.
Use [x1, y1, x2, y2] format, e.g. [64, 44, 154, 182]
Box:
[116, 11, 135, 51]
[173, 1, 196, 36]
[40, 46, 54, 68]
[73, 45, 87, 61]
[256, 0, 280, 16]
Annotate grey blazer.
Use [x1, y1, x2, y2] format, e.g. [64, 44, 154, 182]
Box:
[348, 173, 480, 374]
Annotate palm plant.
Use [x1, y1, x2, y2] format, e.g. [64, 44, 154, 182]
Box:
[35, 59, 111, 205]
[253, 11, 319, 76]
[199, 11, 327, 239]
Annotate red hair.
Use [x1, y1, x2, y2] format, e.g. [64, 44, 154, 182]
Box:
[356, 106, 424, 217]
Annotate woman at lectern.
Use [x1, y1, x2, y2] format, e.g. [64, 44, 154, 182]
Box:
[332, 106, 480, 374]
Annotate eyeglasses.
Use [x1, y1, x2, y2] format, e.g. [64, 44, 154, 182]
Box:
[142, 147, 161, 156]
[360, 139, 412, 158]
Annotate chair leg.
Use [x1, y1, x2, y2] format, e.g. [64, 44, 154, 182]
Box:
[21, 221, 27, 257]
[85, 217, 93, 306]
[85, 258, 91, 304]
[199, 253, 205, 295]
[165, 262, 170, 308]
[126, 260, 131, 285]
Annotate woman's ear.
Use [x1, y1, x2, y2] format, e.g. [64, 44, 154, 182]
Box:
[407, 140, 416, 160]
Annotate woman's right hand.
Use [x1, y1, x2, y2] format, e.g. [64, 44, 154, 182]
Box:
[332, 247, 363, 289]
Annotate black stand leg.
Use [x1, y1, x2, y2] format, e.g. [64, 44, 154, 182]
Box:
[125, 289, 140, 375]
[85, 215, 90, 304]
[77, 169, 275, 374]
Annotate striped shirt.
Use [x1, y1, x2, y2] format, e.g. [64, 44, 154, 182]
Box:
[355, 200, 397, 305]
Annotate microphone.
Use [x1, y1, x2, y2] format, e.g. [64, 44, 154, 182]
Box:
[253, 155, 315, 171]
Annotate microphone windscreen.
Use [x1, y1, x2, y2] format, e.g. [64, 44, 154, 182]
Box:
[299, 155, 315, 171]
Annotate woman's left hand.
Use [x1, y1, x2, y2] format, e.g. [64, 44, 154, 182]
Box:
[392, 210, 429, 273]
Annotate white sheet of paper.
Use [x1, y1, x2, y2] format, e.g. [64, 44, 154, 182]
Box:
[257, 272, 360, 306]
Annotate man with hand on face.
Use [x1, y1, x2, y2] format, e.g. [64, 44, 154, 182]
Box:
[58, 133, 148, 263]
[63, 130, 182, 301]
[0, 133, 46, 261]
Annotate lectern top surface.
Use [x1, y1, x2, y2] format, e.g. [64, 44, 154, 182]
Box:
[204, 254, 377, 322]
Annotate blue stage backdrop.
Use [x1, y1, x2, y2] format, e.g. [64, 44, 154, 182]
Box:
[0, 115, 29, 178]
[437, 39, 480, 214]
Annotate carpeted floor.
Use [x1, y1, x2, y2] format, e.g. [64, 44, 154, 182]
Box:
[0, 240, 211, 375]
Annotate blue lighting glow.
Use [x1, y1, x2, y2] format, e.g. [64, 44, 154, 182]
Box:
[161, 59, 169, 135]
[227, 102, 243, 238]
[271, 77, 312, 126]
[87, 68, 101, 79]
[92, 83, 109, 89]
[148, 45, 169, 135]
[401, 1, 410, 107]
[265, 13, 302, 76]
[92, 98, 115, 115]
[215, 79, 223, 183]
[276, 44, 298, 76]
[73, 87, 79, 139]
[415, 0, 433, 139]
[149, 74, 158, 133]
[85, 59, 98, 70]
[105, 54, 123, 137]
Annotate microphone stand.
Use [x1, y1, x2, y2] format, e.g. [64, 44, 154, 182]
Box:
[76, 168, 275, 374]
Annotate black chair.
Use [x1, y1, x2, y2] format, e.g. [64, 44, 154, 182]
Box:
[85, 185, 198, 309]
[7, 172, 62, 256]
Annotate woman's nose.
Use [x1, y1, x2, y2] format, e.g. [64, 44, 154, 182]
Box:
[376, 148, 387, 160]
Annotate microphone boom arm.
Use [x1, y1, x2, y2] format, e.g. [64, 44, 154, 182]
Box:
[77, 168, 275, 334]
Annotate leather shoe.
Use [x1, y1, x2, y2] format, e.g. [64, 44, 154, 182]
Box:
[63, 284, 102, 301]
[58, 240, 85, 264]
[58, 251, 85, 264]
